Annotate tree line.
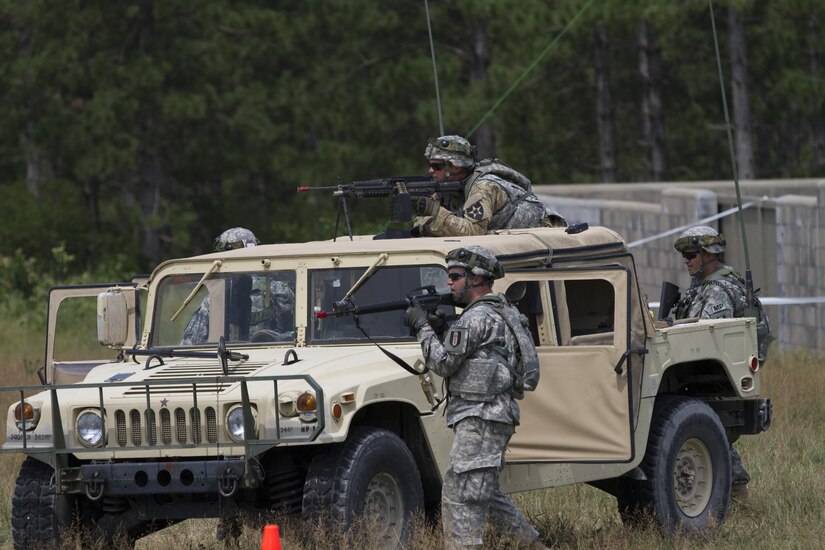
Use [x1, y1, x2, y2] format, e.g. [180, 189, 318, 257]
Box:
[0, 0, 821, 280]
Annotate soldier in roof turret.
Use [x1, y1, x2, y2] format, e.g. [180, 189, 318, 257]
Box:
[411, 135, 566, 237]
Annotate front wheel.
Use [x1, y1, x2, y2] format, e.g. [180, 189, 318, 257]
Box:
[302, 427, 424, 548]
[12, 457, 75, 549]
[619, 396, 731, 534]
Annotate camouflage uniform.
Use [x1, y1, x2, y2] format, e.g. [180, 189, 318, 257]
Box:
[671, 226, 754, 490]
[413, 251, 541, 549]
[414, 136, 565, 237]
[181, 279, 295, 345]
[674, 265, 748, 320]
[181, 227, 295, 345]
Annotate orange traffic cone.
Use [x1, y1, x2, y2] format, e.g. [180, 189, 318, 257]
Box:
[261, 524, 282, 550]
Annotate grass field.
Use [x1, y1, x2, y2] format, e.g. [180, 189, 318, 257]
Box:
[0, 315, 822, 549]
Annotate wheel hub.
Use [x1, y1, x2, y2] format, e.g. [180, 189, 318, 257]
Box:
[672, 437, 713, 517]
[364, 472, 404, 545]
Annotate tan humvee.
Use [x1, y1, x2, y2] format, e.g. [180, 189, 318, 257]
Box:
[2, 227, 771, 547]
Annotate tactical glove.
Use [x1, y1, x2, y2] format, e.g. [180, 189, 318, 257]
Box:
[403, 306, 429, 331]
[414, 196, 440, 217]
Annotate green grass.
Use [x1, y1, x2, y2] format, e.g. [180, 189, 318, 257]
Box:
[0, 311, 822, 550]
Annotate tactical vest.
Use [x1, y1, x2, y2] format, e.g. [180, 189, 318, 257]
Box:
[464, 159, 547, 230]
[447, 294, 540, 401]
[675, 266, 772, 361]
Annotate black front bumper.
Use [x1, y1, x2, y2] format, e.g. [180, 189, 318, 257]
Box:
[77, 458, 255, 499]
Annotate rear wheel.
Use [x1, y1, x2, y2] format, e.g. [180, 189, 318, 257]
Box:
[618, 396, 731, 534]
[303, 427, 424, 548]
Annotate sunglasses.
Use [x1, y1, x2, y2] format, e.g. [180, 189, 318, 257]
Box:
[429, 162, 446, 171]
[447, 272, 466, 281]
[682, 252, 698, 260]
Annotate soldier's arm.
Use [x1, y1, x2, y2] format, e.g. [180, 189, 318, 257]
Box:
[420, 180, 506, 237]
[181, 297, 211, 344]
[416, 312, 484, 377]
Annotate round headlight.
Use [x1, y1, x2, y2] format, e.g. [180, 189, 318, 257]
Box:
[226, 405, 256, 443]
[77, 409, 104, 447]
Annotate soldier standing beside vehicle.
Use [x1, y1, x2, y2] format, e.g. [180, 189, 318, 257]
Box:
[181, 227, 295, 345]
[404, 246, 546, 549]
[411, 135, 566, 237]
[670, 225, 771, 498]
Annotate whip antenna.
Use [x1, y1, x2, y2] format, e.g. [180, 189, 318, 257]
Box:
[424, 0, 444, 135]
[709, 0, 758, 314]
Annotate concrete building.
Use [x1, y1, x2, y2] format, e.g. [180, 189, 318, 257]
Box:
[537, 178, 825, 353]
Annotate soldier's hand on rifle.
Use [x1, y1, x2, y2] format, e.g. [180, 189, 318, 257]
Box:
[403, 306, 429, 331]
[414, 196, 440, 217]
[426, 310, 448, 336]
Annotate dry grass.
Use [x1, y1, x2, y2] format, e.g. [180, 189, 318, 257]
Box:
[0, 333, 822, 549]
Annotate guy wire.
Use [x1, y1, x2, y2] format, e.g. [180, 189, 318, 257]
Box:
[466, 0, 595, 138]
[425, 0, 445, 136]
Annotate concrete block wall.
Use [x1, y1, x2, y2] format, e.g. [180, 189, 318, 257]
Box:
[537, 178, 825, 353]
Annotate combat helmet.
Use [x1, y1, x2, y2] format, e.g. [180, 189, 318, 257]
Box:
[214, 227, 259, 251]
[424, 135, 477, 168]
[674, 225, 725, 255]
[446, 246, 504, 279]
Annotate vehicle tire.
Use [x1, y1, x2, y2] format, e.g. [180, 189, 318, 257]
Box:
[302, 426, 424, 548]
[11, 457, 74, 549]
[622, 395, 731, 534]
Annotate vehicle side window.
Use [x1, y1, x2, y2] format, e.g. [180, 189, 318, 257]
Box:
[549, 278, 616, 346]
[505, 281, 543, 345]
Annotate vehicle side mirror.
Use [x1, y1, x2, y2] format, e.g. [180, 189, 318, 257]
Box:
[97, 289, 129, 348]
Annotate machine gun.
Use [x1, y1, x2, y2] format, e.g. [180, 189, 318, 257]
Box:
[298, 176, 463, 240]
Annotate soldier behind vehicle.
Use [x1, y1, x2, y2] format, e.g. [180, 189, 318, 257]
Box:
[668, 225, 771, 499]
[411, 135, 566, 237]
[181, 227, 295, 345]
[404, 246, 546, 549]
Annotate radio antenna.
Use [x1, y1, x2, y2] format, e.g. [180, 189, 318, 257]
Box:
[424, 0, 444, 135]
[708, 0, 757, 311]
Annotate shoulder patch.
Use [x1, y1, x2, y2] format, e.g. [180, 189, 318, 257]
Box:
[444, 326, 469, 354]
[705, 301, 730, 317]
[465, 201, 485, 221]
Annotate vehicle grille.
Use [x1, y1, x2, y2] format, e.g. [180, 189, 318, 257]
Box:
[112, 406, 219, 448]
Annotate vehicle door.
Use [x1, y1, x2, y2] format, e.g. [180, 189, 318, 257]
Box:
[43, 281, 143, 385]
[503, 266, 641, 463]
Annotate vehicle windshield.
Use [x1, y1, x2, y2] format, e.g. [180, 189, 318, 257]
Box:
[152, 270, 296, 347]
[309, 265, 452, 343]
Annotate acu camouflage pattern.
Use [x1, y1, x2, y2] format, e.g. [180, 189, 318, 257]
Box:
[181, 279, 295, 344]
[673, 264, 770, 362]
[440, 416, 539, 548]
[213, 227, 259, 251]
[413, 292, 541, 548]
[446, 245, 504, 279]
[674, 225, 725, 254]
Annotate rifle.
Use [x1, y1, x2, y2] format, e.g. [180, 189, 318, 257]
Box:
[315, 285, 454, 320]
[298, 176, 463, 239]
[316, 285, 456, 381]
[658, 281, 681, 321]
